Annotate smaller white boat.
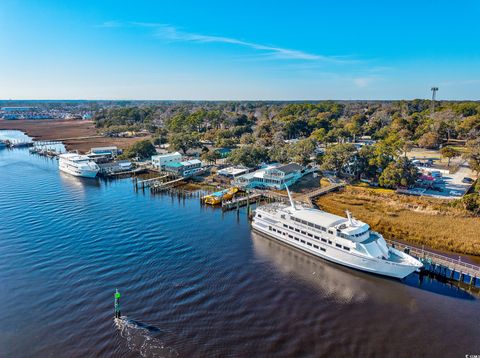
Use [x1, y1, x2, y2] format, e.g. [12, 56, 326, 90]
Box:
[59, 153, 99, 178]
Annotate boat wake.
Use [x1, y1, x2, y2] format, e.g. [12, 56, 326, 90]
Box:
[115, 317, 179, 358]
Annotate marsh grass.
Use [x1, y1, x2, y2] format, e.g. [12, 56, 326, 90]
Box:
[316, 186, 480, 256]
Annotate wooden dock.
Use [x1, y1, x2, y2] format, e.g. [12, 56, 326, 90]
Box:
[303, 183, 345, 206]
[221, 193, 263, 211]
[387, 240, 480, 286]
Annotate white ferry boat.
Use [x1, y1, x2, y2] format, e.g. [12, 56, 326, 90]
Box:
[252, 188, 422, 279]
[58, 153, 99, 178]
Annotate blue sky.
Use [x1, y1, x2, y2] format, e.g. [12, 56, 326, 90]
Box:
[1, 0, 479, 100]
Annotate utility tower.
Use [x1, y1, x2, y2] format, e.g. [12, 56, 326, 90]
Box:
[431, 87, 439, 115]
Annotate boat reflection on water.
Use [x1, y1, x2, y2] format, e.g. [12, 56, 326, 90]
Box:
[251, 232, 475, 303]
[59, 170, 101, 195]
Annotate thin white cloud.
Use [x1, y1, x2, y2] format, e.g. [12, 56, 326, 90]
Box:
[353, 77, 374, 88]
[104, 21, 355, 63]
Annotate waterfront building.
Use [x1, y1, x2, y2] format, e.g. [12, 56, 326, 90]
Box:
[151, 152, 182, 169]
[164, 159, 203, 177]
[233, 163, 306, 190]
[217, 166, 250, 178]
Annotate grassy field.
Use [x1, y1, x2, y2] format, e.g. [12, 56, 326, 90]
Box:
[316, 186, 480, 257]
[0, 119, 146, 153]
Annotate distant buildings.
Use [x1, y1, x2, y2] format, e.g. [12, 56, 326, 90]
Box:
[233, 163, 306, 190]
[151, 152, 182, 169]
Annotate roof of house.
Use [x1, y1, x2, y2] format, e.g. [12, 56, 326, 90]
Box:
[165, 162, 183, 168]
[275, 163, 303, 174]
[180, 159, 202, 166]
[152, 151, 182, 159]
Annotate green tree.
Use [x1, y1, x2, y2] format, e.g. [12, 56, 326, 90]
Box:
[201, 149, 221, 164]
[168, 132, 200, 154]
[320, 143, 356, 177]
[465, 138, 480, 176]
[417, 131, 440, 149]
[122, 139, 156, 160]
[439, 146, 460, 167]
[229, 145, 269, 167]
[288, 138, 316, 166]
[379, 157, 419, 188]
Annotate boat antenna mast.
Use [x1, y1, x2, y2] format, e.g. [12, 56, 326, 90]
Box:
[346, 210, 354, 225]
[285, 182, 296, 210]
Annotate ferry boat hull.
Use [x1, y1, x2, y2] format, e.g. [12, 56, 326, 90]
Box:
[251, 189, 422, 280]
[252, 223, 418, 279]
[58, 153, 100, 178]
[59, 165, 99, 178]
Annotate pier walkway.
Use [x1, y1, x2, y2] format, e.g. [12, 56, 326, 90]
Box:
[386, 239, 480, 286]
[303, 183, 345, 206]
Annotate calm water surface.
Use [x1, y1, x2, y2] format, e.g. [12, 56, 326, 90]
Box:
[1, 138, 479, 357]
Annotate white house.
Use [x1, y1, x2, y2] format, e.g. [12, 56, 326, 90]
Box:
[233, 163, 306, 189]
[151, 152, 182, 169]
[164, 159, 203, 177]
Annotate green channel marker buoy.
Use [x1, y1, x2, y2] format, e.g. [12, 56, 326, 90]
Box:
[114, 289, 121, 318]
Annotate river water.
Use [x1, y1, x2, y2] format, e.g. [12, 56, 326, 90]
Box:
[1, 134, 479, 357]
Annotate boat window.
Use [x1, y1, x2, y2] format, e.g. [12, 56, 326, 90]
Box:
[269, 226, 272, 231]
[288, 234, 293, 238]
[281, 215, 285, 219]
[307, 233, 312, 237]
[308, 222, 314, 227]
[301, 220, 307, 225]
[320, 247, 326, 252]
[307, 242, 312, 246]
[328, 230, 333, 234]
[314, 235, 319, 240]
[328, 240, 332, 244]
[283, 224, 288, 228]
[295, 228, 300, 232]
[343, 246, 350, 251]
[322, 227, 327, 232]
[314, 245, 319, 249]
[258, 214, 262, 218]
[335, 243, 342, 248]
[321, 238, 327, 243]
[300, 239, 306, 244]
[294, 237, 299, 241]
[301, 231, 306, 235]
[289, 226, 294, 230]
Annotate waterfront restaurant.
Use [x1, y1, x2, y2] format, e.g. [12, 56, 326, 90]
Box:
[151, 152, 182, 169]
[164, 159, 203, 177]
[233, 163, 306, 190]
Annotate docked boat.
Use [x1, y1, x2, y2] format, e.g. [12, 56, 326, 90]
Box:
[251, 187, 422, 279]
[204, 187, 239, 205]
[58, 153, 100, 178]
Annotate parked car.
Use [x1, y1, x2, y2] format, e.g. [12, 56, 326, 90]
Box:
[462, 177, 474, 184]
